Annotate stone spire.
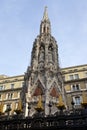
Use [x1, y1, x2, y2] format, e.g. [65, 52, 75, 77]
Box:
[42, 6, 49, 21]
[40, 6, 51, 34]
[23, 7, 66, 117]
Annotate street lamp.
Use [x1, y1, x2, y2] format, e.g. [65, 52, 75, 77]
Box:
[28, 103, 31, 116]
[48, 101, 52, 116]
[71, 100, 75, 111]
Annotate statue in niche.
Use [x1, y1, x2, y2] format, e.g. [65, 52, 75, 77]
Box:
[48, 45, 53, 62]
[39, 46, 45, 62]
[32, 53, 37, 70]
[47, 27, 49, 34]
[38, 62, 44, 71]
[30, 73, 35, 86]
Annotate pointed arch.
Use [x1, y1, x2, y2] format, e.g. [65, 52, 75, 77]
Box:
[48, 43, 53, 51]
[33, 80, 44, 96]
[39, 43, 45, 51]
[50, 82, 59, 98]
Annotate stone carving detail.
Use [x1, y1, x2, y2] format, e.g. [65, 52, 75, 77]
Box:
[48, 45, 53, 62]
[23, 7, 66, 117]
[39, 45, 45, 63]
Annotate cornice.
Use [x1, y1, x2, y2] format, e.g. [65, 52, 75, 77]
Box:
[64, 77, 87, 84]
[0, 87, 22, 93]
[62, 64, 87, 70]
[0, 76, 24, 84]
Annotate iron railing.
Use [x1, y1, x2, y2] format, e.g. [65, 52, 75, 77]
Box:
[0, 109, 87, 130]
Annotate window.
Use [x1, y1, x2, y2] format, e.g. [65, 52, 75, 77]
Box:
[85, 72, 87, 78]
[72, 84, 80, 91]
[7, 93, 10, 99]
[0, 86, 3, 90]
[15, 102, 18, 109]
[86, 83, 87, 89]
[6, 104, 11, 114]
[76, 84, 80, 90]
[0, 94, 2, 100]
[11, 84, 14, 89]
[72, 85, 75, 91]
[6, 104, 11, 109]
[69, 74, 79, 80]
[21, 82, 24, 87]
[74, 74, 79, 79]
[10, 93, 13, 99]
[69, 75, 74, 80]
[18, 92, 20, 98]
[74, 96, 81, 105]
[7, 93, 13, 99]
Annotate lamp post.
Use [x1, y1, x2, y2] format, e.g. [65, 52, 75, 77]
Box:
[71, 100, 75, 110]
[48, 101, 52, 115]
[48, 101, 52, 116]
[28, 103, 31, 117]
[71, 100, 75, 114]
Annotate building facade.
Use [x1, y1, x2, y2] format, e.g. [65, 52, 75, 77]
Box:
[1, 64, 87, 116]
[0, 75, 24, 115]
[62, 64, 87, 110]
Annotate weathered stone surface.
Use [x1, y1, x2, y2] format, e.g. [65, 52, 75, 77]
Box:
[22, 7, 66, 117]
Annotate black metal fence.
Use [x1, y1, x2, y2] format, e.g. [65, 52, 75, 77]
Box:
[0, 109, 87, 130]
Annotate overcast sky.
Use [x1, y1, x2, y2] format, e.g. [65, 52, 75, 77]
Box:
[0, 0, 87, 76]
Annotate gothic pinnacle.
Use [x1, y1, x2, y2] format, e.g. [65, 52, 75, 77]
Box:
[43, 6, 49, 21]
